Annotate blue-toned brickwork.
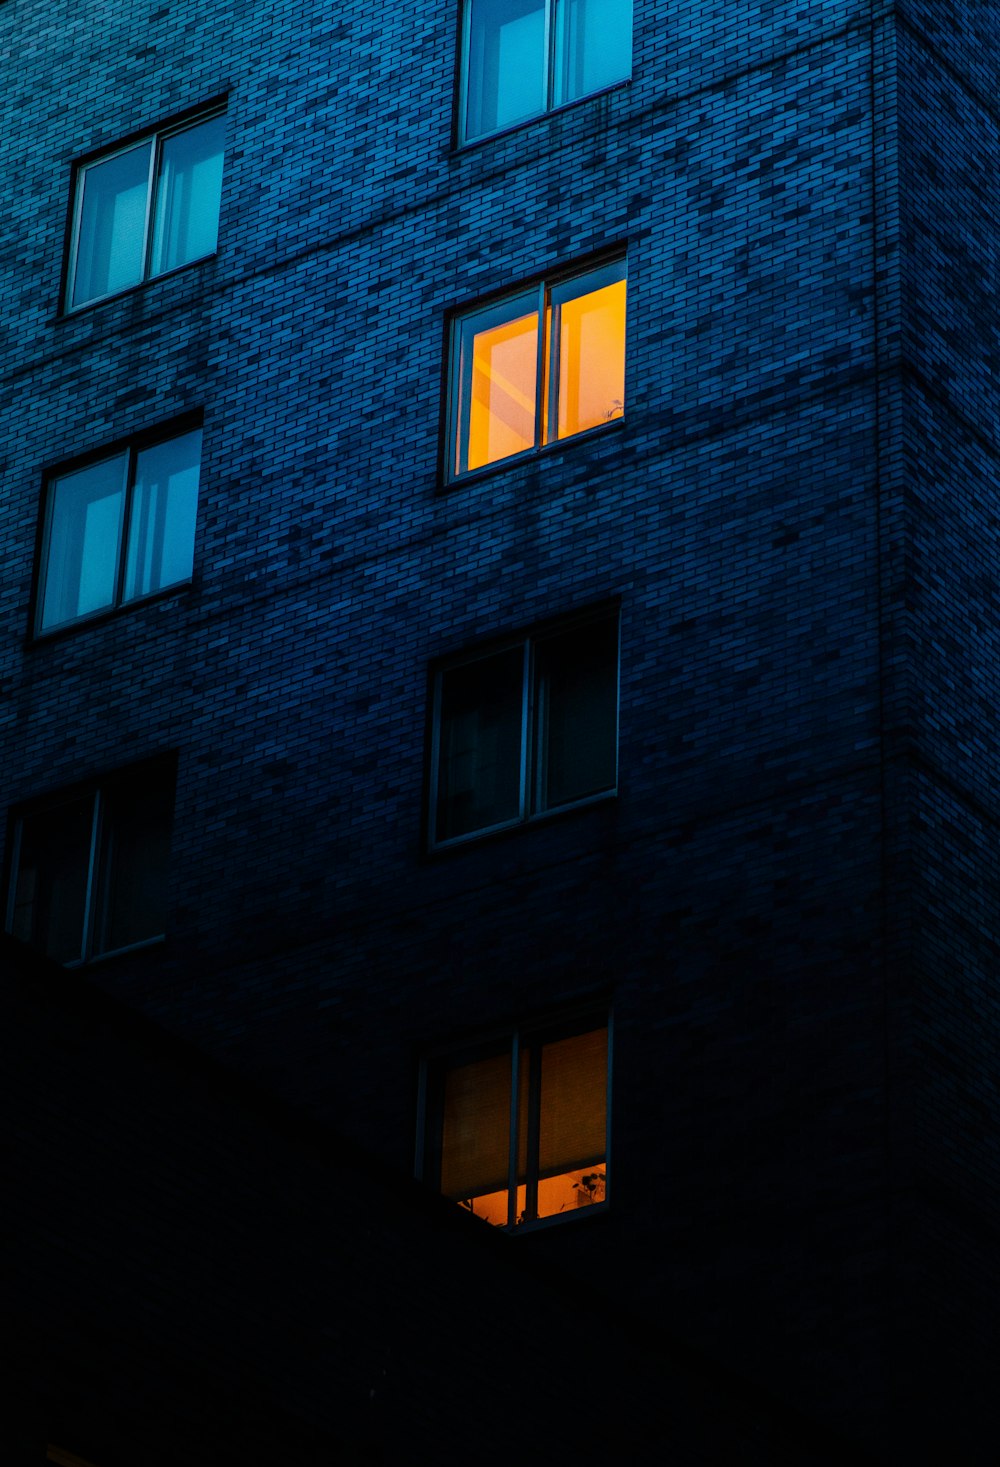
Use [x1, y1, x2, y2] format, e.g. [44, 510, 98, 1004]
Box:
[2, 0, 998, 1458]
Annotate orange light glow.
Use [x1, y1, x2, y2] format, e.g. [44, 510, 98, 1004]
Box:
[468, 311, 538, 471]
[555, 278, 626, 440]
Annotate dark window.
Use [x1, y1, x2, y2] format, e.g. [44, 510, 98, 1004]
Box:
[459, 0, 633, 144]
[6, 762, 175, 964]
[430, 610, 618, 846]
[447, 257, 626, 480]
[65, 107, 225, 312]
[36, 424, 202, 635]
[424, 1017, 609, 1229]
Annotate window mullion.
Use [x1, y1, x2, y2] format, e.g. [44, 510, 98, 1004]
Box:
[79, 790, 102, 962]
[543, 0, 555, 114]
[115, 447, 138, 607]
[520, 639, 532, 819]
[534, 281, 547, 448]
[524, 1040, 542, 1223]
[141, 134, 160, 281]
[507, 1035, 521, 1228]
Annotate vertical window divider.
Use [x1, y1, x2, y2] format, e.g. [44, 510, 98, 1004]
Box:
[141, 135, 162, 280]
[519, 638, 533, 818]
[534, 280, 548, 448]
[79, 792, 102, 963]
[524, 1040, 543, 1223]
[507, 1034, 522, 1228]
[542, 0, 555, 115]
[114, 446, 138, 608]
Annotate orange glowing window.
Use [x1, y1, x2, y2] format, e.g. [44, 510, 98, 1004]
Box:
[449, 258, 626, 480]
[425, 1020, 609, 1229]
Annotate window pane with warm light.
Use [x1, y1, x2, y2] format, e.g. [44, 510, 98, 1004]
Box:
[449, 260, 625, 482]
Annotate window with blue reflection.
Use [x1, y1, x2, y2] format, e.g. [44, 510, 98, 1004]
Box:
[460, 0, 631, 143]
[67, 108, 225, 311]
[37, 426, 202, 635]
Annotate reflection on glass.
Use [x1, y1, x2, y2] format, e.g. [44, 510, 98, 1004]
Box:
[436, 647, 524, 841]
[124, 429, 202, 599]
[39, 456, 128, 631]
[11, 798, 94, 963]
[149, 115, 226, 277]
[97, 779, 172, 952]
[553, 276, 626, 440]
[465, 0, 546, 140]
[466, 311, 538, 471]
[535, 618, 618, 809]
[553, 0, 633, 108]
[71, 142, 152, 308]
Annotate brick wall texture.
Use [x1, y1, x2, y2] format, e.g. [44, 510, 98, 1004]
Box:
[2, 0, 998, 1459]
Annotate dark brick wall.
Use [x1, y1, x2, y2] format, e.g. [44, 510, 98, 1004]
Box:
[3, 0, 998, 1459]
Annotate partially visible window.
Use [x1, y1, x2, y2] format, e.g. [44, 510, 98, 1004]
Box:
[423, 1017, 609, 1229]
[66, 106, 225, 311]
[5, 761, 175, 964]
[430, 608, 619, 846]
[448, 257, 626, 480]
[460, 0, 633, 144]
[36, 423, 202, 635]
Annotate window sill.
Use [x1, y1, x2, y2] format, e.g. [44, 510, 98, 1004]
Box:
[56, 251, 218, 321]
[64, 933, 166, 968]
[428, 787, 617, 855]
[452, 78, 631, 155]
[440, 415, 625, 494]
[28, 581, 193, 648]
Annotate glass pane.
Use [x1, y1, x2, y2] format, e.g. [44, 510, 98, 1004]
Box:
[535, 616, 618, 809]
[70, 141, 152, 308]
[457, 302, 539, 474]
[551, 270, 626, 440]
[464, 0, 546, 140]
[435, 647, 525, 841]
[553, 0, 632, 107]
[536, 1027, 607, 1220]
[95, 774, 173, 953]
[149, 114, 225, 277]
[124, 429, 202, 600]
[38, 455, 128, 631]
[9, 798, 94, 963]
[440, 1050, 512, 1206]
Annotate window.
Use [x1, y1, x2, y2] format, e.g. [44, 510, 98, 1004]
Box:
[65, 106, 225, 311]
[35, 423, 202, 635]
[429, 608, 618, 846]
[423, 1017, 609, 1229]
[5, 761, 175, 964]
[459, 0, 632, 143]
[447, 257, 626, 480]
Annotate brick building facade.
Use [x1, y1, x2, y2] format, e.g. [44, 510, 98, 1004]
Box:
[2, 1, 998, 1460]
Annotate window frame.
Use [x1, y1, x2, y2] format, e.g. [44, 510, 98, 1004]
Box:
[427, 604, 620, 850]
[444, 254, 627, 485]
[4, 757, 176, 967]
[456, 0, 633, 147]
[62, 99, 227, 315]
[31, 413, 204, 641]
[417, 1008, 613, 1233]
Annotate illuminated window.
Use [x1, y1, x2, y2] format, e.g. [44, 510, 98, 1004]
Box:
[35, 422, 202, 636]
[424, 1018, 609, 1228]
[65, 106, 225, 312]
[429, 608, 619, 847]
[460, 0, 633, 144]
[448, 257, 626, 480]
[5, 760, 175, 965]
